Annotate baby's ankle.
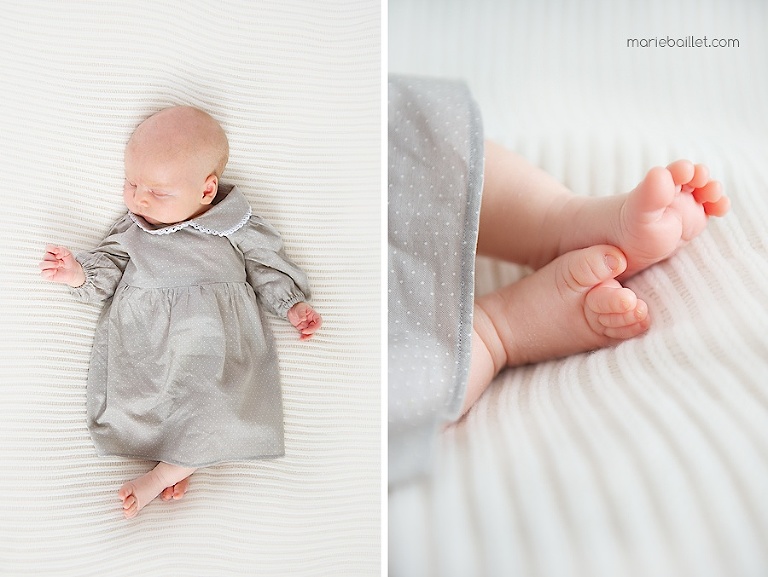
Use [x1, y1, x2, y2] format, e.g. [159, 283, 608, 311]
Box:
[460, 301, 510, 416]
[473, 297, 512, 374]
[535, 194, 591, 270]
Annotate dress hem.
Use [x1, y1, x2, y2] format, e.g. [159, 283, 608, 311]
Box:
[93, 449, 286, 468]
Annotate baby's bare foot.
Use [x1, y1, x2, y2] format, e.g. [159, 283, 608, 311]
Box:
[475, 245, 649, 369]
[118, 470, 167, 519]
[614, 160, 729, 279]
[160, 476, 190, 501]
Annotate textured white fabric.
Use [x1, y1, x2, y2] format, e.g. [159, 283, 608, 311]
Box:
[389, 1, 768, 576]
[0, 2, 380, 576]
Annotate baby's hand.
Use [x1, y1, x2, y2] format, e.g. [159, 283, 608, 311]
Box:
[287, 302, 322, 340]
[39, 245, 86, 287]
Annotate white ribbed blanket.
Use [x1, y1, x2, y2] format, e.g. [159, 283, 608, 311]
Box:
[389, 1, 768, 576]
[0, 2, 380, 576]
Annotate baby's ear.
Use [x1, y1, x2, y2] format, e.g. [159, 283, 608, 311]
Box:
[201, 174, 218, 204]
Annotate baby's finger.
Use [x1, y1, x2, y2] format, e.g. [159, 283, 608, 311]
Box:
[293, 315, 307, 329]
[39, 260, 61, 271]
[47, 245, 75, 262]
[40, 250, 64, 263]
[311, 315, 322, 331]
[300, 319, 321, 337]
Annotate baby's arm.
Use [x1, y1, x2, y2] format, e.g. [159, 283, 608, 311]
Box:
[287, 302, 322, 340]
[39, 245, 86, 287]
[233, 214, 321, 339]
[39, 215, 131, 302]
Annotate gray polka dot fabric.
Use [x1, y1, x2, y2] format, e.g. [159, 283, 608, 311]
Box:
[388, 75, 484, 484]
[70, 184, 311, 467]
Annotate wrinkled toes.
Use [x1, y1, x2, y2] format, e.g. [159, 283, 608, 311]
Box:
[667, 159, 695, 187]
[585, 281, 650, 340]
[119, 483, 140, 519]
[585, 282, 637, 314]
[558, 245, 627, 293]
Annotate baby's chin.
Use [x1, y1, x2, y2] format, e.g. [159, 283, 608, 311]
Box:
[129, 204, 208, 227]
[134, 212, 159, 225]
[132, 211, 172, 226]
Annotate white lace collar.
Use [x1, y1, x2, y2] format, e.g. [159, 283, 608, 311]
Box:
[128, 184, 252, 237]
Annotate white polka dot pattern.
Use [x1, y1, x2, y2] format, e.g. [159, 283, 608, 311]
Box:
[388, 75, 484, 484]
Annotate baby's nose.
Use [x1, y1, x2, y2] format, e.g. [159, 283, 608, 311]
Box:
[135, 187, 151, 207]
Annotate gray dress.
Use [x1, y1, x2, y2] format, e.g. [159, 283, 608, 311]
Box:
[71, 184, 311, 467]
[388, 75, 484, 484]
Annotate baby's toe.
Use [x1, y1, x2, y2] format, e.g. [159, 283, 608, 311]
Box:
[559, 246, 627, 292]
[124, 502, 139, 519]
[122, 494, 137, 512]
[689, 163, 710, 188]
[118, 482, 134, 501]
[603, 317, 650, 340]
[597, 300, 648, 328]
[585, 282, 636, 315]
[626, 167, 676, 219]
[666, 159, 695, 186]
[704, 195, 731, 217]
[693, 180, 723, 204]
[169, 477, 190, 500]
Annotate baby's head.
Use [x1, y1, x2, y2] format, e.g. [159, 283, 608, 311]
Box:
[123, 106, 229, 226]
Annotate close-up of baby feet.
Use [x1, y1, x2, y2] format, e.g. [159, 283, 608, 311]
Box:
[475, 244, 650, 370]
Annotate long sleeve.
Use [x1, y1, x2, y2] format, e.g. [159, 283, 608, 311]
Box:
[69, 215, 131, 304]
[229, 215, 311, 318]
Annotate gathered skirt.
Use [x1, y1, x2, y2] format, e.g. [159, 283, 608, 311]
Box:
[87, 281, 284, 467]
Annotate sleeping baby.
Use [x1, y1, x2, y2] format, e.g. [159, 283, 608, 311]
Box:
[40, 106, 322, 518]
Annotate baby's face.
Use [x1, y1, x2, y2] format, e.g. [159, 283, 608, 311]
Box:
[123, 147, 215, 226]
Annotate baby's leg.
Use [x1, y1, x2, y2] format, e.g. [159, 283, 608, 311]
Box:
[477, 140, 576, 269]
[460, 244, 649, 416]
[119, 463, 197, 519]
